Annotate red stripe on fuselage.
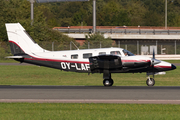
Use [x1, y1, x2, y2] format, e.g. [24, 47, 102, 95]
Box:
[25, 58, 151, 65]
[25, 57, 90, 64]
[121, 60, 151, 62]
[154, 65, 171, 68]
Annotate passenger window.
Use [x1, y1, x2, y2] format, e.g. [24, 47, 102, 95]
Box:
[71, 54, 78, 59]
[83, 53, 92, 59]
[110, 51, 121, 55]
[99, 52, 106, 55]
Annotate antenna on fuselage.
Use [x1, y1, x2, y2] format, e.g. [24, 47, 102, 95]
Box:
[70, 41, 79, 50]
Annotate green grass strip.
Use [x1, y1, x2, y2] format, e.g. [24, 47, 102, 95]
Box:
[0, 103, 180, 120]
[0, 59, 18, 63]
[164, 60, 180, 63]
[0, 65, 179, 86]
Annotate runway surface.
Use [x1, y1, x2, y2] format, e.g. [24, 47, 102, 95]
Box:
[0, 85, 180, 104]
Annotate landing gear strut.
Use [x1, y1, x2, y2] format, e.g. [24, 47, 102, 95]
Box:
[103, 70, 114, 86]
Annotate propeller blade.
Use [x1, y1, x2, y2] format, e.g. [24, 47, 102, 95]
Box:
[153, 49, 155, 59]
[151, 48, 160, 65]
[152, 49, 155, 79]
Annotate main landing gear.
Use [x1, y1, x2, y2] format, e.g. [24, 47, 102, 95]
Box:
[103, 70, 114, 86]
[103, 79, 114, 86]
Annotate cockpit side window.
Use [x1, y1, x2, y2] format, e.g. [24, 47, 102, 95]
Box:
[110, 51, 121, 55]
[123, 49, 134, 56]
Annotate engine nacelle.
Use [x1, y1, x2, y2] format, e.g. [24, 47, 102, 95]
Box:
[89, 55, 122, 73]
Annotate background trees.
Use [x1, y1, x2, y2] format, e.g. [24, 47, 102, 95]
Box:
[0, 0, 74, 43]
[1, 0, 180, 42]
[38, 0, 180, 27]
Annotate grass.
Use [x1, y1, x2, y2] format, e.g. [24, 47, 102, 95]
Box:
[0, 103, 180, 120]
[0, 59, 18, 63]
[0, 65, 179, 86]
[164, 60, 180, 63]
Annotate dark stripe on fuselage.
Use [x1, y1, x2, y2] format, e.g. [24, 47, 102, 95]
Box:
[24, 57, 91, 73]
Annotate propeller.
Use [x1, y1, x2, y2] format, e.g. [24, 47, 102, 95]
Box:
[151, 49, 161, 78]
[151, 49, 161, 65]
[152, 49, 155, 78]
[153, 49, 155, 59]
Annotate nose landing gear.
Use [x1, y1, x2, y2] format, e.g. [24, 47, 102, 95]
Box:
[146, 77, 155, 86]
[146, 73, 155, 86]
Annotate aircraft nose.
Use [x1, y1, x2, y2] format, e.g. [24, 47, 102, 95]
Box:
[171, 64, 176, 70]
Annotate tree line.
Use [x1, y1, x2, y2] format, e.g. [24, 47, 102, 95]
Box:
[40, 0, 180, 27]
[1, 0, 180, 42]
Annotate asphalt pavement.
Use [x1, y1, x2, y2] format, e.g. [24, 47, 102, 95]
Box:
[0, 85, 180, 104]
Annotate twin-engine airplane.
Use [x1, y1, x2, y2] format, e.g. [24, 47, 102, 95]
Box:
[5, 23, 176, 86]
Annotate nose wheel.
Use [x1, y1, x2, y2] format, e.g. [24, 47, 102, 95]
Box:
[103, 79, 114, 86]
[146, 78, 155, 86]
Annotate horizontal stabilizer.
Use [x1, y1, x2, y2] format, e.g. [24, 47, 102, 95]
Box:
[5, 56, 24, 59]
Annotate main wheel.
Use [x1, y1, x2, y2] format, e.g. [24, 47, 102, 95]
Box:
[146, 78, 155, 86]
[103, 79, 114, 86]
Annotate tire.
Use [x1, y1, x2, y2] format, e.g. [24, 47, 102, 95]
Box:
[110, 79, 114, 86]
[103, 79, 114, 86]
[146, 78, 155, 86]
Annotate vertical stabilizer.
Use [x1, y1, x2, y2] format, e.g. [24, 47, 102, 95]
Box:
[5, 23, 45, 55]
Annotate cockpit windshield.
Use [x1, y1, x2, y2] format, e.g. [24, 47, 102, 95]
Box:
[123, 49, 135, 56]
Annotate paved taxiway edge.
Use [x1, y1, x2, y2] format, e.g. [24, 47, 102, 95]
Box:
[1, 99, 180, 104]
